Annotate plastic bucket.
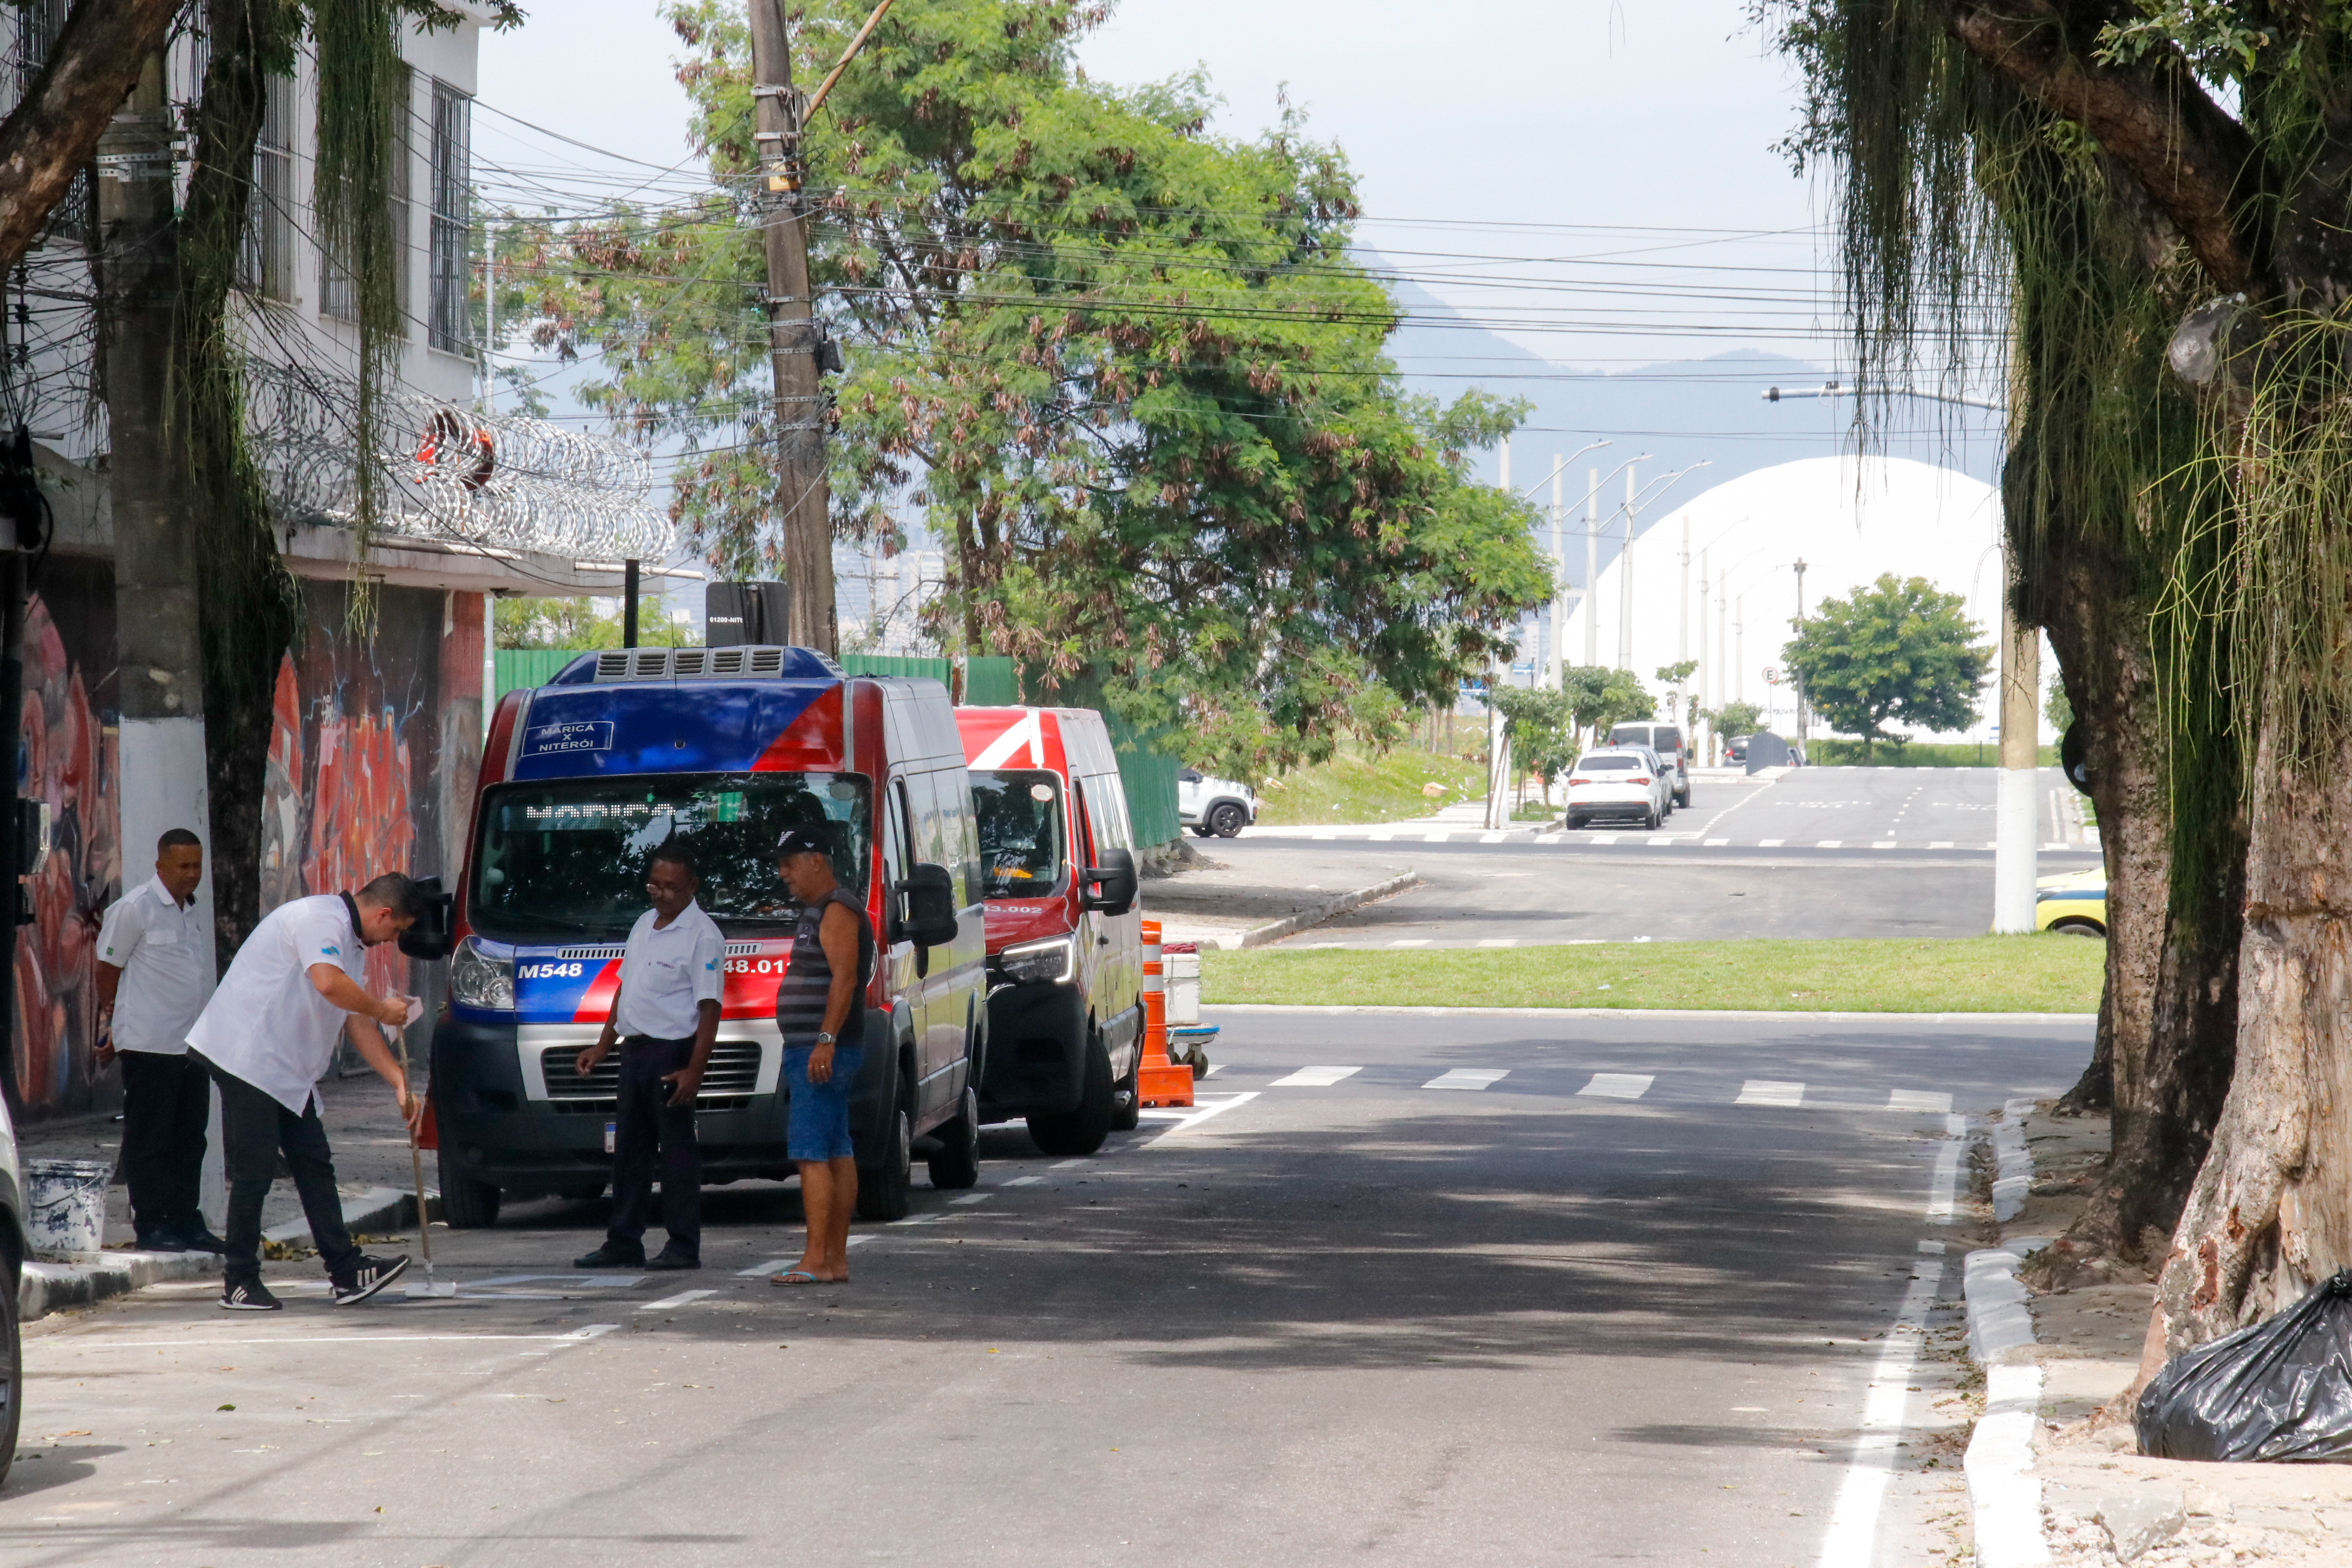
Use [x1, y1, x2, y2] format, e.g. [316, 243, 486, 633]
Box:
[27, 1158, 111, 1257]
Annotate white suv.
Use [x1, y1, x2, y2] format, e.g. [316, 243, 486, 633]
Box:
[1564, 746, 1674, 831]
[1179, 769, 1259, 838]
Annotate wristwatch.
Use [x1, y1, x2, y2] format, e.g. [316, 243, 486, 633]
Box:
[814, 1031, 837, 1046]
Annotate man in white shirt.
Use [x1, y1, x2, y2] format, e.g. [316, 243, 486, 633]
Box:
[571, 840, 723, 1271]
[94, 828, 219, 1252]
[185, 872, 427, 1311]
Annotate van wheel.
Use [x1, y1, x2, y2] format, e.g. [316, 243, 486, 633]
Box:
[1110, 1028, 1142, 1133]
[437, 1149, 501, 1229]
[0, 1255, 21, 1488]
[1206, 801, 1247, 838]
[927, 1087, 981, 1190]
[857, 1108, 914, 1221]
[1675, 787, 1691, 808]
[1027, 1036, 1113, 1157]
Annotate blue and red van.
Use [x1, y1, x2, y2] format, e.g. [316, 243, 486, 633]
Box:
[430, 645, 987, 1224]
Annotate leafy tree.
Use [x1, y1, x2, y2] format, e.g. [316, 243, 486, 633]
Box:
[1698, 699, 1764, 739]
[495, 598, 694, 651]
[2045, 671, 2073, 734]
[1779, 575, 1989, 760]
[1488, 687, 1577, 805]
[512, 0, 1548, 778]
[1558, 665, 1652, 748]
[1654, 659, 1698, 722]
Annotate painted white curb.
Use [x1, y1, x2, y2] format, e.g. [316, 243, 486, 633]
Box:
[1991, 1099, 2035, 1221]
[1964, 1238, 2053, 1568]
[1208, 1004, 2097, 1024]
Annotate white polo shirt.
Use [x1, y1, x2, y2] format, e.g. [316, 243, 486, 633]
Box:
[95, 877, 215, 1055]
[613, 900, 725, 1041]
[185, 894, 369, 1113]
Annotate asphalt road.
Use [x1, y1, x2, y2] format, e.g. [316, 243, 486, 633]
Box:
[9, 1011, 2090, 1567]
[1210, 766, 2103, 946]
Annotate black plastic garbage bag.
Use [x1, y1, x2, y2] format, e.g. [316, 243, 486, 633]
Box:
[2136, 1269, 2352, 1462]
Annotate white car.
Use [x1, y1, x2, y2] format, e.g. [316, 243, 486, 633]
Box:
[1179, 769, 1259, 838]
[1608, 721, 1690, 808]
[1564, 746, 1673, 831]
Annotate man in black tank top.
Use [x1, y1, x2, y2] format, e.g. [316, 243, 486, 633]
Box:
[770, 827, 875, 1285]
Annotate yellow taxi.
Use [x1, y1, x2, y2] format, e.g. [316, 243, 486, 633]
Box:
[2036, 867, 2108, 937]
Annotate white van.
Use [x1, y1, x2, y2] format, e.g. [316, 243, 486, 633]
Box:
[1609, 722, 1690, 808]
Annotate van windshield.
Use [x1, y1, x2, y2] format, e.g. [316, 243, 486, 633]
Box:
[970, 769, 1065, 899]
[469, 772, 871, 939]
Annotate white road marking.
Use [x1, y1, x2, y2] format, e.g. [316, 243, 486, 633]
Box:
[1536, 832, 1564, 843]
[1588, 834, 1619, 845]
[1424, 1069, 1508, 1090]
[1736, 1080, 1805, 1107]
[1050, 1159, 1089, 1169]
[1390, 939, 1432, 948]
[1759, 838, 1785, 847]
[1872, 841, 1897, 850]
[1002, 1175, 1042, 1186]
[1577, 1073, 1654, 1100]
[1815, 1259, 1945, 1567]
[1888, 1089, 1956, 1115]
[950, 1193, 992, 1205]
[737, 1259, 793, 1277]
[1647, 835, 1674, 846]
[894, 1213, 951, 1224]
[1142, 1091, 1260, 1146]
[1928, 1113, 1965, 1223]
[1817, 839, 1843, 848]
[638, 1289, 717, 1312]
[1269, 1065, 1361, 1087]
[1704, 837, 1729, 845]
[1929, 840, 1954, 848]
[1475, 937, 1517, 948]
[1479, 831, 1506, 843]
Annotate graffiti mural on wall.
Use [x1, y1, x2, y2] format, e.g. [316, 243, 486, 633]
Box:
[259, 583, 483, 1000]
[12, 560, 121, 1113]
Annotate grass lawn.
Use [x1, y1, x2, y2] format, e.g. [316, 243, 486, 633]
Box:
[1203, 935, 2103, 1012]
[1256, 746, 1486, 826]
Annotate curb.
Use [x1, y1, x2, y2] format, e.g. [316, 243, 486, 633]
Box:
[1188, 872, 1423, 951]
[18, 1184, 438, 1324]
[1964, 1198, 2055, 1566]
[1206, 1004, 2096, 1023]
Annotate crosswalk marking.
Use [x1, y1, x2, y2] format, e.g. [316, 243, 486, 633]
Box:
[1887, 1089, 1955, 1115]
[1269, 1065, 1362, 1087]
[1648, 835, 1674, 845]
[1817, 839, 1843, 848]
[1589, 834, 1619, 844]
[1736, 1080, 1806, 1108]
[1475, 937, 1517, 948]
[950, 1193, 992, 1205]
[737, 1259, 793, 1277]
[638, 1289, 717, 1312]
[1704, 837, 1729, 845]
[1577, 1072, 1654, 1100]
[1929, 840, 1954, 848]
[1424, 1069, 1508, 1090]
[1002, 1175, 1042, 1187]
[1759, 838, 1784, 847]
[1871, 841, 1897, 849]
[1390, 938, 1431, 948]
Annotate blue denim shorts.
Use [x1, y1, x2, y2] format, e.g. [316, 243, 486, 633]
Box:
[785, 1044, 863, 1162]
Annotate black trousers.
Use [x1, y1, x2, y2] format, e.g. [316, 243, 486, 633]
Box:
[606, 1034, 700, 1260]
[195, 1054, 358, 1286]
[119, 1049, 210, 1238]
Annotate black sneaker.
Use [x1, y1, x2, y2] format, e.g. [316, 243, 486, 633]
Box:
[220, 1279, 283, 1312]
[574, 1244, 646, 1270]
[331, 1254, 410, 1305]
[645, 1247, 701, 1272]
[172, 1223, 228, 1255]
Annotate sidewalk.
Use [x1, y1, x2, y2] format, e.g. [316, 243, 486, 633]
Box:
[14, 1069, 433, 1322]
[1969, 1105, 2352, 1565]
[1142, 842, 1418, 950]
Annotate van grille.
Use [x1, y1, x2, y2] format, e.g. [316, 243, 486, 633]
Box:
[544, 1038, 764, 1101]
[590, 646, 792, 682]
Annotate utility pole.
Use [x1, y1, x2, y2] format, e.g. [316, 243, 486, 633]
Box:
[747, 0, 837, 653]
[1992, 574, 2041, 932]
[1617, 465, 1637, 669]
[99, 51, 223, 1217]
[1582, 469, 1599, 668]
[1791, 557, 1808, 759]
[1486, 442, 1511, 831]
[1697, 547, 1710, 760]
[1548, 455, 1564, 686]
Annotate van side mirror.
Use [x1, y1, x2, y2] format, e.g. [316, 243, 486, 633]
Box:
[1083, 847, 1138, 916]
[894, 862, 961, 948]
[398, 876, 456, 961]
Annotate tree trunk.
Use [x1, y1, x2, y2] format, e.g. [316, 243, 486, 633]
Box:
[2029, 538, 2242, 1279]
[0, 0, 181, 272]
[2151, 715, 2352, 1354]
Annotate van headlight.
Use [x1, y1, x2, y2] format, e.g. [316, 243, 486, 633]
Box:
[450, 936, 515, 1011]
[996, 934, 1075, 985]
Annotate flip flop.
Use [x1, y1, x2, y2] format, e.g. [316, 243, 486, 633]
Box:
[770, 1268, 823, 1286]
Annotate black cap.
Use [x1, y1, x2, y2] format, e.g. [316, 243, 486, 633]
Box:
[774, 826, 831, 860]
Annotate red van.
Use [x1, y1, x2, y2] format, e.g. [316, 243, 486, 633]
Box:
[955, 707, 1143, 1155]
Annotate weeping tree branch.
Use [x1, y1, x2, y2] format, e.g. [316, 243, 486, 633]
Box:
[1944, 1, 2273, 294]
[0, 0, 182, 272]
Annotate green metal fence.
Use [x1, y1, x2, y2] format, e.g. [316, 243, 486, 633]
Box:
[490, 650, 1174, 846]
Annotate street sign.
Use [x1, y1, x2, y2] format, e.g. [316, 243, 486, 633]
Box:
[1762, 667, 1781, 685]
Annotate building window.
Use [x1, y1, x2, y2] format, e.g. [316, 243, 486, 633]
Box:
[428, 79, 472, 354]
[321, 64, 412, 327]
[239, 71, 296, 300]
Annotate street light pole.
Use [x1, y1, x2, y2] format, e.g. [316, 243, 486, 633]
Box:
[1791, 557, 1808, 759]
